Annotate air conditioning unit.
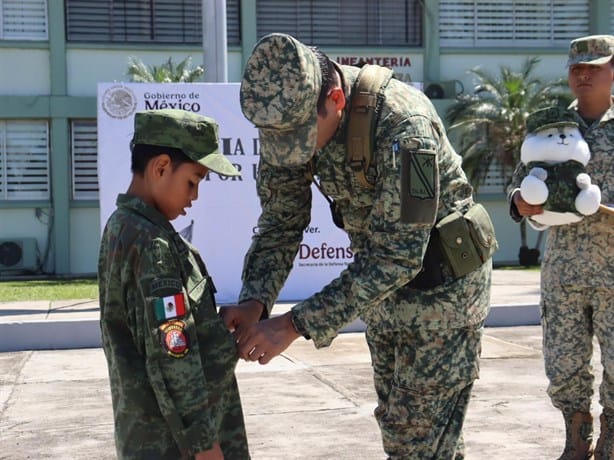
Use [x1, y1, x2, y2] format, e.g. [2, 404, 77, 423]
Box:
[0, 238, 39, 272]
[424, 80, 459, 99]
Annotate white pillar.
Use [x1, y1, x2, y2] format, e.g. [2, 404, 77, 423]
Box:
[203, 0, 228, 82]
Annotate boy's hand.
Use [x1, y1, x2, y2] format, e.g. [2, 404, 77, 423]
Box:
[194, 441, 223, 460]
[513, 190, 544, 217]
[219, 300, 265, 340]
[236, 312, 300, 364]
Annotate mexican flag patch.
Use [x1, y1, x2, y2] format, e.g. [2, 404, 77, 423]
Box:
[154, 293, 186, 321]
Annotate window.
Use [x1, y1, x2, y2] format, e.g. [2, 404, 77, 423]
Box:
[0, 121, 49, 200]
[66, 0, 202, 44]
[65, 0, 241, 45]
[0, 0, 47, 40]
[226, 0, 240, 46]
[71, 120, 98, 200]
[477, 161, 508, 194]
[256, 0, 423, 46]
[440, 0, 589, 47]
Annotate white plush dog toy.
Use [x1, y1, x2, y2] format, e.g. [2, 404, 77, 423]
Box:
[519, 106, 601, 230]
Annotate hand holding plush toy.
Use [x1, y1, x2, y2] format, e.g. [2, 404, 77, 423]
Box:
[519, 107, 601, 230]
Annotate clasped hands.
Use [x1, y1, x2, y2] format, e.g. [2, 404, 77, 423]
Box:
[219, 300, 301, 364]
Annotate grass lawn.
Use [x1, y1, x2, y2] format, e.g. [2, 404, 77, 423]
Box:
[0, 279, 99, 302]
[0, 264, 539, 302]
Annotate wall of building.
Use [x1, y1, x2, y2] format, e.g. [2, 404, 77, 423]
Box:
[1, 0, 611, 275]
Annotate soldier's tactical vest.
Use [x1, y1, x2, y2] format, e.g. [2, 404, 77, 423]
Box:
[346, 64, 394, 189]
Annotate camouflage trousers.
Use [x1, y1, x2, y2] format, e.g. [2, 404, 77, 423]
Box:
[542, 285, 613, 414]
[366, 323, 482, 460]
[114, 374, 250, 460]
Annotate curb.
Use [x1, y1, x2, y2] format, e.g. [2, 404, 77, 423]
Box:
[0, 304, 540, 352]
[0, 318, 102, 352]
[485, 303, 540, 327]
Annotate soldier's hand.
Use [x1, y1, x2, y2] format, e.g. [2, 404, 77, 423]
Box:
[219, 299, 265, 339]
[194, 441, 223, 460]
[513, 190, 544, 217]
[237, 312, 300, 364]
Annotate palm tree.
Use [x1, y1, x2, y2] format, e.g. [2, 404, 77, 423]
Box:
[126, 56, 204, 83]
[446, 57, 573, 266]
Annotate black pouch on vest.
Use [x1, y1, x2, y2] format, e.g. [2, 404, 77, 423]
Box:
[436, 203, 498, 278]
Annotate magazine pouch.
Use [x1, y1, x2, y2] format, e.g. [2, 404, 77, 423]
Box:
[436, 203, 498, 278]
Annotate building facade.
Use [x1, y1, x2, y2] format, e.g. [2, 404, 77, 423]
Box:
[0, 0, 612, 275]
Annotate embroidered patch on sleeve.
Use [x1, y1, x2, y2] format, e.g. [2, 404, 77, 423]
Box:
[154, 292, 186, 321]
[159, 320, 189, 358]
[409, 151, 436, 199]
[400, 140, 439, 224]
[150, 278, 183, 296]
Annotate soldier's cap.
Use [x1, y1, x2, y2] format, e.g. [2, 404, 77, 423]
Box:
[131, 109, 240, 177]
[567, 34, 614, 67]
[526, 107, 578, 134]
[240, 33, 321, 167]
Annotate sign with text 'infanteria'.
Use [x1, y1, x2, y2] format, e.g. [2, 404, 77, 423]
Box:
[97, 83, 351, 303]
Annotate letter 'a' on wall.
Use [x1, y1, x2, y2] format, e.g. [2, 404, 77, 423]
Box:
[97, 83, 351, 303]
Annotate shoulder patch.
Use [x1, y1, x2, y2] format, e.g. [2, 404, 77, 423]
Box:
[154, 292, 186, 321]
[159, 320, 189, 358]
[400, 137, 439, 224]
[150, 278, 183, 296]
[409, 150, 436, 199]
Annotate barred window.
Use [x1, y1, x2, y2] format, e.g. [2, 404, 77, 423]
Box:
[0, 121, 49, 200]
[226, 0, 240, 46]
[477, 161, 508, 194]
[440, 0, 589, 47]
[71, 120, 98, 200]
[256, 0, 423, 46]
[65, 0, 240, 45]
[0, 0, 47, 40]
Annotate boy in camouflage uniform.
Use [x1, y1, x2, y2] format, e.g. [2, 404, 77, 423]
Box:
[98, 109, 250, 459]
[221, 33, 494, 459]
[509, 35, 614, 460]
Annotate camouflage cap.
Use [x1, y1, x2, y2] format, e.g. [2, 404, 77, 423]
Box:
[240, 33, 321, 167]
[567, 34, 614, 67]
[526, 106, 578, 134]
[131, 109, 239, 177]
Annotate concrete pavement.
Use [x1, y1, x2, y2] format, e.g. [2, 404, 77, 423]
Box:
[0, 269, 541, 352]
[0, 269, 606, 459]
[0, 327, 605, 459]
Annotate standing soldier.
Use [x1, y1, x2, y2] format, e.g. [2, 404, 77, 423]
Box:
[99, 109, 250, 460]
[508, 35, 614, 460]
[221, 33, 496, 459]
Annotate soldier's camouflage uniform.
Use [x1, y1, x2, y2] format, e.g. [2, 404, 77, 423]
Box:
[239, 33, 493, 460]
[509, 105, 613, 435]
[99, 109, 249, 459]
[99, 195, 249, 460]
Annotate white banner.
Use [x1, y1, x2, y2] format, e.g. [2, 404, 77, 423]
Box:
[97, 82, 352, 303]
